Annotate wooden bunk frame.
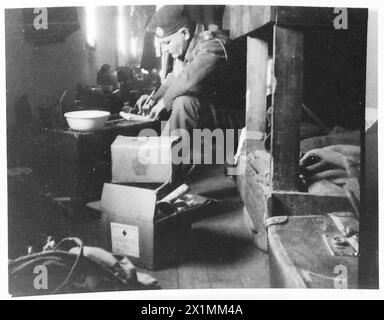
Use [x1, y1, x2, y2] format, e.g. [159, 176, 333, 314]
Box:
[231, 6, 371, 287]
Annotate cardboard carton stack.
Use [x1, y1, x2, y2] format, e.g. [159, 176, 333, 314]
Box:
[94, 135, 205, 269]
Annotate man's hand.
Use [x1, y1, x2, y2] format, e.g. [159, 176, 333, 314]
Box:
[300, 145, 360, 182]
[149, 99, 166, 120]
[300, 148, 346, 174]
[135, 94, 154, 115]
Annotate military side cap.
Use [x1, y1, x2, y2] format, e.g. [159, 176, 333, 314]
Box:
[147, 5, 191, 38]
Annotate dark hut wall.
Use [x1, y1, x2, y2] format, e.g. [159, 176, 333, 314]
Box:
[303, 27, 367, 130]
[5, 7, 126, 127]
[5, 7, 94, 126]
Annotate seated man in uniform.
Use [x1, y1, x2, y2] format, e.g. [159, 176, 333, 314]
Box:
[136, 5, 230, 176]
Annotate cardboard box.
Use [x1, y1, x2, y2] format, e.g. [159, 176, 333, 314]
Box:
[95, 135, 211, 269]
[111, 136, 180, 184]
[99, 183, 191, 270]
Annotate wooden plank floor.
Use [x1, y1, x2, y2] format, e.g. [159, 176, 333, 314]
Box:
[73, 164, 270, 289]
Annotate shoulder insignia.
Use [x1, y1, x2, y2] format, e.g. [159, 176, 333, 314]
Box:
[201, 30, 214, 41]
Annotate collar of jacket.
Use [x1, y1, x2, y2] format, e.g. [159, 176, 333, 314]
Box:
[182, 24, 205, 63]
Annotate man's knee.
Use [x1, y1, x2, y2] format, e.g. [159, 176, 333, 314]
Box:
[168, 96, 207, 132]
[173, 96, 200, 113]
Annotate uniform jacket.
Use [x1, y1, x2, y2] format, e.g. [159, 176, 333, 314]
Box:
[152, 28, 230, 110]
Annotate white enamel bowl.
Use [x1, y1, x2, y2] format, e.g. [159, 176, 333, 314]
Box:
[64, 110, 110, 131]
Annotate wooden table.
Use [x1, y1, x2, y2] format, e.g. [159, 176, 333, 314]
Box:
[233, 6, 365, 247]
[32, 119, 160, 205]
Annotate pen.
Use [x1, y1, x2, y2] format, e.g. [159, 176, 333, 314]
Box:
[143, 89, 155, 106]
[138, 90, 155, 116]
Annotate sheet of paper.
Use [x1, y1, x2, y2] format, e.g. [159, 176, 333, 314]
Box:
[119, 111, 149, 122]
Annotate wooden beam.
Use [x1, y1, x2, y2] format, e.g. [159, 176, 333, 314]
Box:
[358, 122, 378, 288]
[225, 6, 275, 39]
[268, 215, 358, 288]
[271, 26, 303, 191]
[271, 191, 353, 217]
[275, 7, 368, 28]
[246, 36, 269, 151]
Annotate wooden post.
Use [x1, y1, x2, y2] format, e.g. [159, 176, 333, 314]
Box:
[225, 6, 275, 40]
[246, 36, 268, 151]
[271, 26, 303, 191]
[358, 122, 378, 288]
